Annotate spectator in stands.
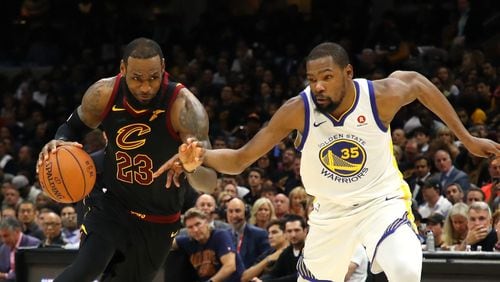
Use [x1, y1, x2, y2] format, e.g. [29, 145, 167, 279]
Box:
[60, 205, 80, 247]
[12, 174, 40, 203]
[174, 208, 244, 282]
[391, 128, 407, 148]
[465, 187, 486, 206]
[39, 211, 66, 247]
[445, 183, 465, 204]
[273, 193, 290, 219]
[255, 214, 308, 282]
[283, 156, 302, 195]
[481, 156, 499, 205]
[423, 213, 445, 249]
[17, 200, 44, 240]
[243, 167, 265, 205]
[1, 207, 16, 219]
[456, 201, 497, 251]
[288, 186, 308, 219]
[241, 219, 289, 281]
[411, 127, 431, 154]
[249, 197, 277, 229]
[406, 156, 433, 206]
[1, 185, 22, 210]
[433, 149, 470, 192]
[0, 217, 40, 280]
[226, 197, 270, 269]
[442, 203, 469, 251]
[418, 178, 453, 218]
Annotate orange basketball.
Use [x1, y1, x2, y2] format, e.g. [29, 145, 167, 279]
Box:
[38, 145, 96, 203]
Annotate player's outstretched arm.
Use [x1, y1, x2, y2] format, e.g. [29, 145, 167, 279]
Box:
[203, 96, 303, 174]
[382, 71, 500, 158]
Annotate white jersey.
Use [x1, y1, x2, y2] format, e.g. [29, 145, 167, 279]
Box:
[297, 78, 409, 207]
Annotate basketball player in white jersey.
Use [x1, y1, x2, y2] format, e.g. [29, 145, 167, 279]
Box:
[155, 42, 500, 281]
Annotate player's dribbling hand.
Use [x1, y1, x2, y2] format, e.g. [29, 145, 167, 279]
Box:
[36, 139, 82, 173]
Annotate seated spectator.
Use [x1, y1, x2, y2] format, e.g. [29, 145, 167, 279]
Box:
[456, 201, 497, 251]
[422, 213, 445, 249]
[432, 149, 470, 193]
[492, 210, 500, 252]
[273, 193, 290, 219]
[406, 156, 432, 206]
[288, 186, 308, 219]
[345, 244, 369, 282]
[249, 197, 277, 229]
[60, 205, 80, 248]
[181, 194, 231, 236]
[243, 168, 265, 205]
[241, 219, 289, 282]
[226, 198, 270, 269]
[174, 208, 244, 282]
[481, 156, 499, 204]
[39, 211, 66, 248]
[17, 200, 44, 240]
[257, 214, 308, 282]
[0, 217, 40, 280]
[465, 187, 486, 206]
[418, 178, 452, 218]
[442, 203, 469, 251]
[445, 183, 465, 204]
[12, 175, 41, 203]
[2, 185, 23, 210]
[1, 207, 16, 219]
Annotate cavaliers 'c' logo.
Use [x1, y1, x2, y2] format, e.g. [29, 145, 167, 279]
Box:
[319, 139, 366, 177]
[116, 123, 151, 150]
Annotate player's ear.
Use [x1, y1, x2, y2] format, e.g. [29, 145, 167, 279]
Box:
[345, 64, 353, 79]
[120, 60, 126, 76]
[162, 58, 166, 72]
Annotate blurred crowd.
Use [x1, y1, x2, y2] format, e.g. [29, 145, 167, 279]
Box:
[0, 0, 498, 281]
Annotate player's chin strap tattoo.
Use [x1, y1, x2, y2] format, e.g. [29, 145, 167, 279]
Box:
[55, 109, 94, 142]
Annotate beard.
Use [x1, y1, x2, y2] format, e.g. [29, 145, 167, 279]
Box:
[312, 93, 342, 114]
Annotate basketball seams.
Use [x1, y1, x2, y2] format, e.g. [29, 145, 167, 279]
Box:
[38, 145, 95, 203]
[56, 148, 76, 202]
[60, 146, 87, 201]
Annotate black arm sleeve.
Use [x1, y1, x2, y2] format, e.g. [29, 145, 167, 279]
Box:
[55, 109, 94, 142]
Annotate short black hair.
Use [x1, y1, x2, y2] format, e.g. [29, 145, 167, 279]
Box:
[122, 37, 164, 64]
[306, 42, 349, 68]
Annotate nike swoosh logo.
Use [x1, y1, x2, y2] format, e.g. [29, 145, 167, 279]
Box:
[385, 195, 400, 201]
[313, 121, 327, 127]
[112, 105, 126, 111]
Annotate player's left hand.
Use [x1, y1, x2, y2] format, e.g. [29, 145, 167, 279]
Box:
[463, 137, 500, 158]
[153, 154, 184, 188]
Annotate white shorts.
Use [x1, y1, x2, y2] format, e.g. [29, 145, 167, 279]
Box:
[298, 194, 415, 281]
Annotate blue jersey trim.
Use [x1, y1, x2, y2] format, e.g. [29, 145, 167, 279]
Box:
[329, 80, 360, 127]
[367, 80, 387, 132]
[297, 91, 310, 152]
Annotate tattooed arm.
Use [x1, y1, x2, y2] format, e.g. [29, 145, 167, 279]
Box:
[169, 88, 217, 193]
[38, 77, 115, 167]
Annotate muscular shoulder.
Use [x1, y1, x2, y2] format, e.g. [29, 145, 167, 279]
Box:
[170, 87, 209, 143]
[272, 95, 305, 133]
[371, 75, 416, 125]
[80, 76, 117, 127]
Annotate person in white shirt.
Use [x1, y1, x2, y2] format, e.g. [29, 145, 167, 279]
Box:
[418, 178, 452, 218]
